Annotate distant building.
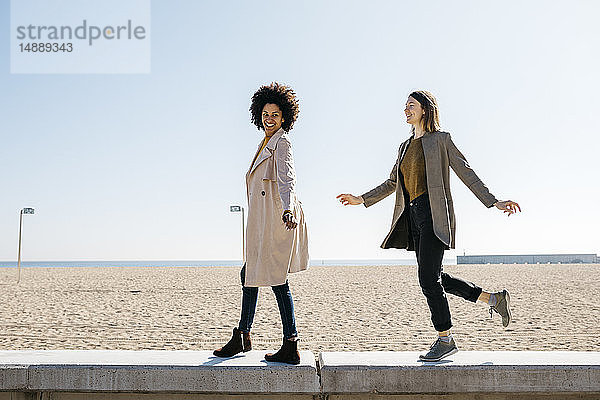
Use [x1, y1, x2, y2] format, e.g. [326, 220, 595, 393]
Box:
[457, 254, 599, 264]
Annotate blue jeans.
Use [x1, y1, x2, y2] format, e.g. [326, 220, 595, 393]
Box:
[238, 264, 298, 339]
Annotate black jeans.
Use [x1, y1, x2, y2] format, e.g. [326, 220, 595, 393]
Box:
[237, 264, 298, 339]
[409, 193, 482, 332]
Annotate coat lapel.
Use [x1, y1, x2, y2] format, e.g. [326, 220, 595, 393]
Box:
[247, 128, 285, 176]
[420, 131, 438, 168]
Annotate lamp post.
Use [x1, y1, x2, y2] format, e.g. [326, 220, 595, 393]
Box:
[17, 207, 35, 284]
[230, 205, 245, 263]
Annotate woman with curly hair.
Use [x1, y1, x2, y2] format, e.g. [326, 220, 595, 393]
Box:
[213, 82, 309, 365]
[337, 90, 520, 361]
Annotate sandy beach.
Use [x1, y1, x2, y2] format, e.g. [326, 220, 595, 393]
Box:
[1, 264, 598, 353]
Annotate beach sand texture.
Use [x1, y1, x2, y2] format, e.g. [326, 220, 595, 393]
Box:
[1, 265, 598, 352]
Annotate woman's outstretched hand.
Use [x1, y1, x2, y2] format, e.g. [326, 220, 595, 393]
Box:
[494, 200, 521, 216]
[337, 194, 364, 206]
[282, 211, 297, 230]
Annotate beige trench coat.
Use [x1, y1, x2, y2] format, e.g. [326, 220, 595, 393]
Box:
[361, 131, 498, 250]
[244, 128, 309, 287]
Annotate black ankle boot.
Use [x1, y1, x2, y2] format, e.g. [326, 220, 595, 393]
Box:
[214, 328, 249, 357]
[242, 331, 252, 352]
[264, 338, 300, 365]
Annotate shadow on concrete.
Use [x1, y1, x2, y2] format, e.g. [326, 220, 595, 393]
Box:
[259, 359, 297, 367]
[417, 359, 454, 366]
[202, 355, 245, 366]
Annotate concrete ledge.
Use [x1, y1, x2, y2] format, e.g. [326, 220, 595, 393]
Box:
[0, 365, 27, 390]
[319, 351, 600, 394]
[0, 350, 319, 394]
[0, 394, 315, 400]
[3, 350, 600, 398]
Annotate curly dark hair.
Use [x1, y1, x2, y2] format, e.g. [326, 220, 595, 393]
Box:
[250, 82, 300, 132]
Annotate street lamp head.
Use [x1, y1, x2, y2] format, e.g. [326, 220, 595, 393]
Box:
[22, 208, 35, 215]
[230, 205, 242, 213]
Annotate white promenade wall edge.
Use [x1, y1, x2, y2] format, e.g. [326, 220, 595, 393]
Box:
[0, 350, 320, 393]
[2, 350, 600, 395]
[319, 351, 600, 394]
[0, 365, 27, 390]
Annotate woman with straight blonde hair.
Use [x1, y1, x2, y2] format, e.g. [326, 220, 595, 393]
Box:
[338, 90, 521, 361]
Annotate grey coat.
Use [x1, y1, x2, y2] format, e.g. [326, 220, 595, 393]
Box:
[361, 131, 498, 250]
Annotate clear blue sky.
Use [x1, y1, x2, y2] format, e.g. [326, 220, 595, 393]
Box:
[1, 0, 599, 261]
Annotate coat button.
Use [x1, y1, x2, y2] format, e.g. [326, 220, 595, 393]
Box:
[261, 191, 266, 196]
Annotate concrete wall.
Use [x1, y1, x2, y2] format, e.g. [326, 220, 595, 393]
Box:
[3, 394, 600, 400]
[1, 350, 600, 399]
[320, 351, 600, 394]
[0, 350, 319, 394]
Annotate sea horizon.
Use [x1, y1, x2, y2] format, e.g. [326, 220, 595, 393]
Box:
[0, 259, 451, 268]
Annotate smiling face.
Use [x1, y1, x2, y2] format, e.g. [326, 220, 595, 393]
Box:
[404, 96, 424, 127]
[262, 103, 284, 136]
